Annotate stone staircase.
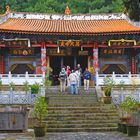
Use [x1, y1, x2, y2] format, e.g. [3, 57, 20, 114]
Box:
[45, 87, 119, 132]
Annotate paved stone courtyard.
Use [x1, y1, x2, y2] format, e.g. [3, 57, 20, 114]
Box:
[0, 131, 140, 140]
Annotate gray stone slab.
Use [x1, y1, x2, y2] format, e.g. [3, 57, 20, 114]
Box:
[0, 131, 140, 140]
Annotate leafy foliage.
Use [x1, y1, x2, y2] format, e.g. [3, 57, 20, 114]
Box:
[9, 82, 15, 91]
[103, 77, 115, 96]
[23, 81, 30, 93]
[122, 0, 140, 21]
[33, 96, 48, 126]
[31, 82, 40, 94]
[0, 1, 138, 21]
[0, 0, 124, 14]
[120, 97, 139, 114]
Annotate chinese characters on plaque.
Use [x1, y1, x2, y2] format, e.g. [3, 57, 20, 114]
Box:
[58, 40, 81, 47]
[108, 39, 136, 47]
[102, 48, 124, 55]
[5, 40, 29, 47]
[46, 49, 66, 56]
[10, 48, 34, 56]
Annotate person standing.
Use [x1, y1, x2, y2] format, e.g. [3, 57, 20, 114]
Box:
[69, 70, 78, 95]
[59, 68, 67, 92]
[76, 64, 82, 86]
[66, 66, 71, 87]
[75, 70, 80, 87]
[83, 68, 91, 91]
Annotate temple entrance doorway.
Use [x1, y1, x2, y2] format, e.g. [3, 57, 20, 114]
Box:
[77, 56, 88, 73]
[50, 55, 88, 85]
[63, 56, 75, 70]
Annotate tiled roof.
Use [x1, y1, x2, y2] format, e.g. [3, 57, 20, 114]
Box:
[0, 18, 139, 35]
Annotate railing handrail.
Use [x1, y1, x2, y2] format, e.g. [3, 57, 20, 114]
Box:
[0, 71, 45, 85]
[96, 71, 140, 86]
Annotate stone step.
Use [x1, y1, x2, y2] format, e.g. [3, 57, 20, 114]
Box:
[46, 94, 97, 97]
[46, 120, 118, 124]
[47, 91, 96, 93]
[45, 90, 118, 132]
[48, 106, 116, 110]
[48, 103, 99, 106]
[49, 99, 97, 103]
[48, 110, 117, 116]
[47, 86, 95, 89]
[47, 97, 97, 100]
[48, 102, 98, 104]
[46, 88, 96, 94]
[48, 102, 98, 105]
[47, 127, 118, 132]
[47, 123, 117, 128]
[47, 115, 118, 120]
[47, 117, 119, 124]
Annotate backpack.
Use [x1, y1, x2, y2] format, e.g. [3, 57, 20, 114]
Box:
[59, 71, 66, 80]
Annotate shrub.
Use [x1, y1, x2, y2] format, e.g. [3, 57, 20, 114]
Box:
[31, 83, 40, 94]
[33, 96, 48, 126]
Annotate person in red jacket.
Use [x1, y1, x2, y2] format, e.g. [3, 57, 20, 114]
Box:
[66, 66, 71, 87]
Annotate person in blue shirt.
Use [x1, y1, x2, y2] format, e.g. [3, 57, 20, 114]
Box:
[83, 68, 91, 91]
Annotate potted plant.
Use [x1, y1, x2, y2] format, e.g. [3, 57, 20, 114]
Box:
[33, 96, 48, 137]
[103, 77, 115, 104]
[31, 82, 40, 94]
[119, 99, 131, 134]
[120, 97, 139, 136]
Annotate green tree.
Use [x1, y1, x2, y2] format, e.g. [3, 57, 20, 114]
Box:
[34, 0, 57, 13]
[0, 0, 6, 14]
[122, 0, 140, 21]
[1, 0, 137, 19]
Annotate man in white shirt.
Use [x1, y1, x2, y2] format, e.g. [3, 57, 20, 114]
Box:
[68, 70, 78, 95]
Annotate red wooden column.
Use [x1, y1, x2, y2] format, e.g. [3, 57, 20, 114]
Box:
[93, 44, 99, 73]
[0, 55, 4, 74]
[131, 56, 135, 74]
[1, 55, 4, 74]
[41, 42, 47, 73]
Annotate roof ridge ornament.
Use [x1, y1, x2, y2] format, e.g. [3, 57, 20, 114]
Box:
[65, 6, 71, 15]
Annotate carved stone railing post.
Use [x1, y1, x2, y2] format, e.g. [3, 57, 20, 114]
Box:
[112, 71, 115, 82]
[25, 71, 29, 82]
[8, 71, 12, 84]
[128, 72, 132, 85]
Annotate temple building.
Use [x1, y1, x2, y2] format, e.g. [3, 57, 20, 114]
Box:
[0, 6, 140, 85]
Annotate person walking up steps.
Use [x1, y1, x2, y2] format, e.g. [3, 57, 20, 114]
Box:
[59, 67, 67, 93]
